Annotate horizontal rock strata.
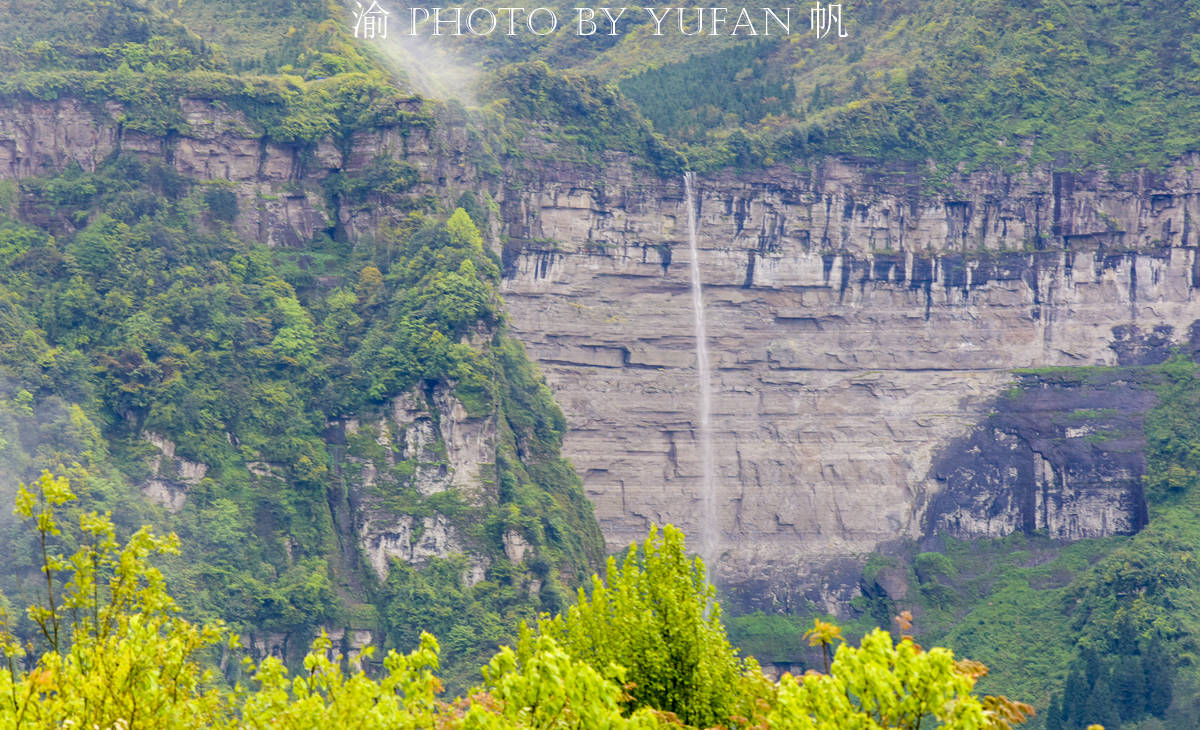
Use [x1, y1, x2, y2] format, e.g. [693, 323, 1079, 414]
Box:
[497, 155, 1200, 609]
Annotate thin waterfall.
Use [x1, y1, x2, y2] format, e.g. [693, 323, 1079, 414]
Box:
[683, 171, 718, 568]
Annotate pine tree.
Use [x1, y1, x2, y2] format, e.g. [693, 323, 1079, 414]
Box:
[1143, 637, 1173, 717]
[1045, 694, 1064, 730]
[1081, 647, 1103, 684]
[1063, 667, 1089, 728]
[1085, 674, 1121, 730]
[1113, 654, 1147, 722]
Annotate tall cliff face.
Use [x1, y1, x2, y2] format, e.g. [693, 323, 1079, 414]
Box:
[497, 154, 1200, 610]
[6, 95, 1199, 612]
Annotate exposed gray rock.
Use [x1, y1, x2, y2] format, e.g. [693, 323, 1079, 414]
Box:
[926, 369, 1154, 541]
[495, 154, 1200, 608]
[142, 431, 208, 513]
[347, 384, 496, 580]
[360, 513, 464, 579]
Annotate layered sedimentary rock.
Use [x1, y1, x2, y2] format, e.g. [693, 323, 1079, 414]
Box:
[927, 368, 1156, 541]
[0, 97, 475, 245]
[8, 94, 1200, 610]
[497, 154, 1200, 609]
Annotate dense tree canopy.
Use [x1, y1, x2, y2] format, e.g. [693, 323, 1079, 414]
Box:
[0, 472, 1030, 728]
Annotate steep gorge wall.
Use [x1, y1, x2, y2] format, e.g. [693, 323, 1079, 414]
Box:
[497, 154, 1200, 609]
[6, 96, 1200, 612]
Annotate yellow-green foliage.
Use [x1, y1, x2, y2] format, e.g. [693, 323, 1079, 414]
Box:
[769, 629, 1021, 729]
[474, 629, 672, 729]
[0, 473, 1028, 729]
[538, 524, 751, 727]
[1, 472, 229, 728]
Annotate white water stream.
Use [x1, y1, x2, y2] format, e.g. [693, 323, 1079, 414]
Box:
[683, 172, 718, 567]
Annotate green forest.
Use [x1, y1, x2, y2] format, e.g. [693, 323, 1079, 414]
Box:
[0, 149, 610, 686]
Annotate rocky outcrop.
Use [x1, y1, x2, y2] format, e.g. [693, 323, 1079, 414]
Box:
[0, 98, 120, 178]
[0, 94, 531, 603]
[359, 513, 466, 579]
[926, 369, 1155, 540]
[340, 384, 494, 583]
[496, 153, 1200, 610]
[0, 96, 475, 246]
[143, 432, 209, 513]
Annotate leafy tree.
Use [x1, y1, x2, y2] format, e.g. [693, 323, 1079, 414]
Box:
[537, 524, 751, 727]
[239, 632, 447, 729]
[446, 208, 487, 256]
[804, 618, 842, 673]
[768, 630, 1031, 729]
[475, 628, 671, 729]
[0, 471, 228, 728]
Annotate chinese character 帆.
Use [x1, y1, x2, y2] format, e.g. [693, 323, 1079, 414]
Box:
[811, 2, 847, 38]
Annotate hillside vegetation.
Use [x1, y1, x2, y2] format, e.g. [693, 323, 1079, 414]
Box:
[400, 0, 1200, 171]
[0, 0, 628, 691]
[625, 0, 1200, 170]
[10, 0, 1198, 173]
[0, 157, 604, 689]
[0, 481, 1033, 729]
